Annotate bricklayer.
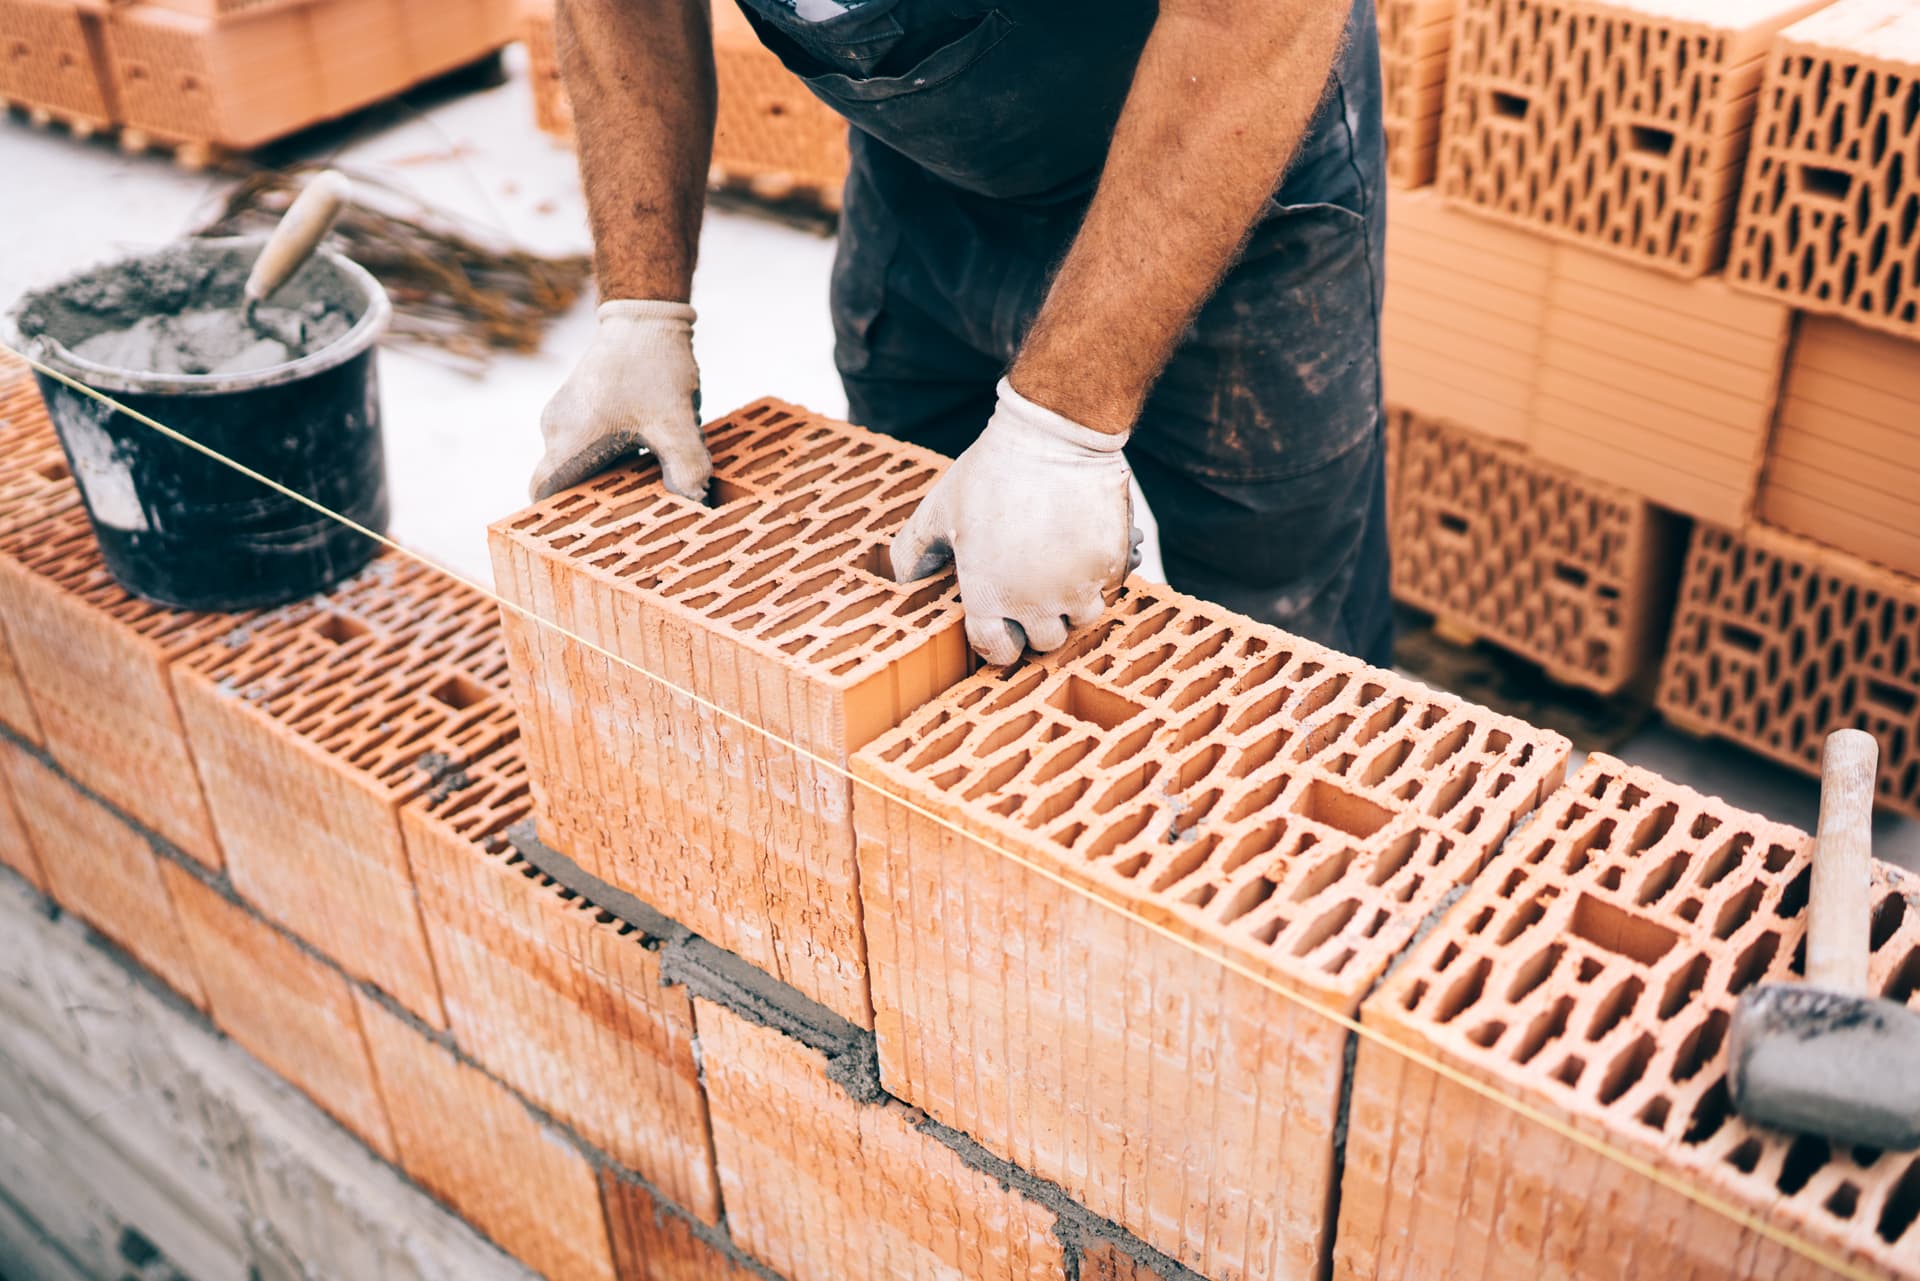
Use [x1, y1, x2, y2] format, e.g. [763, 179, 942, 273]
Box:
[693, 998, 1068, 1281]
[173, 553, 517, 1027]
[1382, 187, 1552, 445]
[490, 399, 968, 1027]
[854, 581, 1571, 1280]
[158, 859, 398, 1162]
[1440, 0, 1834, 276]
[1759, 316, 1920, 579]
[0, 501, 237, 866]
[1392, 410, 1676, 694]
[355, 992, 618, 1281]
[1530, 246, 1795, 526]
[1730, 0, 1920, 341]
[1336, 756, 1920, 1280]
[0, 373, 82, 744]
[1657, 523, 1920, 818]
[0, 0, 118, 130]
[403, 736, 721, 1221]
[0, 742, 205, 1008]
[1381, 0, 1456, 187]
[600, 1173, 762, 1281]
[0, 742, 46, 893]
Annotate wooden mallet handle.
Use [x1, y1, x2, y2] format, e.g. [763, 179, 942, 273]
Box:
[1807, 728, 1878, 993]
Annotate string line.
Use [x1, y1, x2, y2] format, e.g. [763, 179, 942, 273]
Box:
[3, 347, 1881, 1281]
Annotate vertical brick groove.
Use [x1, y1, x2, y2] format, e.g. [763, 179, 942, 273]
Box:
[404, 736, 723, 1222]
[853, 582, 1570, 1280]
[1336, 756, 1920, 1279]
[1380, 0, 1456, 188]
[490, 399, 968, 1027]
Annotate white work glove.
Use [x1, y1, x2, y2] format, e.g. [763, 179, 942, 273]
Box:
[892, 378, 1136, 666]
[530, 300, 712, 501]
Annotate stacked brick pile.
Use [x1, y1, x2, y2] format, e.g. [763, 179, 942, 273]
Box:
[523, 0, 851, 208]
[3, 361, 1918, 1280]
[0, 0, 517, 159]
[1378, 0, 1920, 815]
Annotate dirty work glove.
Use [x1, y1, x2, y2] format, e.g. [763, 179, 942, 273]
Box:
[529, 300, 711, 502]
[892, 378, 1136, 666]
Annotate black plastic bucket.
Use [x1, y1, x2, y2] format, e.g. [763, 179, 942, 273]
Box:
[2, 237, 391, 611]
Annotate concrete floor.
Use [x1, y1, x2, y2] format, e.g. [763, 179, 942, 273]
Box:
[1, 49, 1913, 870]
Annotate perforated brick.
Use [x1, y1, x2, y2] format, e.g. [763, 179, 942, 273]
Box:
[0, 0, 118, 131]
[0, 372, 82, 745]
[599, 1173, 760, 1281]
[694, 998, 1068, 1281]
[1381, 186, 1553, 445]
[710, 0, 850, 204]
[1730, 0, 1920, 341]
[403, 736, 720, 1221]
[159, 860, 397, 1162]
[355, 991, 618, 1281]
[1759, 316, 1920, 579]
[104, 5, 323, 148]
[853, 582, 1571, 1281]
[1656, 523, 1920, 819]
[1392, 410, 1677, 694]
[1381, 0, 1456, 187]
[1440, 0, 1833, 276]
[1532, 245, 1795, 525]
[173, 553, 517, 1027]
[522, 0, 570, 140]
[0, 501, 238, 866]
[1, 744, 204, 1008]
[0, 742, 47, 893]
[490, 399, 967, 1027]
[1335, 756, 1920, 1281]
[399, 0, 516, 83]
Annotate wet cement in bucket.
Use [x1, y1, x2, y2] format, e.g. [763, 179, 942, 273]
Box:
[72, 302, 352, 377]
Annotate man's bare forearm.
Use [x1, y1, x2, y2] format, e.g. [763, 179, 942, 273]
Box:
[559, 0, 716, 301]
[1010, 0, 1352, 434]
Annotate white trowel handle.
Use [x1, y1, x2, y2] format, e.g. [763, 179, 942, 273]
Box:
[244, 171, 353, 306]
[1807, 728, 1879, 993]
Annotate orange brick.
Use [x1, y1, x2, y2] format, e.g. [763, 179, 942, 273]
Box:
[1758, 316, 1920, 579]
[711, 0, 849, 204]
[599, 1172, 760, 1281]
[356, 991, 618, 1281]
[853, 583, 1571, 1281]
[173, 553, 516, 1027]
[1391, 410, 1677, 694]
[104, 5, 324, 149]
[1439, 0, 1832, 276]
[1335, 756, 1920, 1281]
[694, 998, 1067, 1281]
[521, 0, 571, 140]
[1730, 0, 1920, 342]
[1380, 0, 1455, 187]
[399, 0, 516, 82]
[1657, 523, 1920, 818]
[158, 860, 397, 1162]
[489, 400, 967, 1028]
[0, 743, 47, 893]
[404, 737, 720, 1221]
[0, 0, 118, 131]
[1079, 1243, 1185, 1281]
[0, 502, 237, 867]
[1, 745, 204, 1007]
[0, 371, 86, 746]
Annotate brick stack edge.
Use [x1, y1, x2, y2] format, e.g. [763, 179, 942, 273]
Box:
[2, 367, 1919, 1281]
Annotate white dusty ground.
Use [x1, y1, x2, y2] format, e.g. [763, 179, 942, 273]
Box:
[0, 49, 1913, 869]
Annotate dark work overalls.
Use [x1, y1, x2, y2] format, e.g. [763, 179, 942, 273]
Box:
[733, 0, 1392, 665]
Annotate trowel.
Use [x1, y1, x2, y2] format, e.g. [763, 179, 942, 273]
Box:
[239, 169, 354, 351]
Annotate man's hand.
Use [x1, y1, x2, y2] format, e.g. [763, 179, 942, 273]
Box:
[892, 379, 1135, 665]
[530, 300, 711, 501]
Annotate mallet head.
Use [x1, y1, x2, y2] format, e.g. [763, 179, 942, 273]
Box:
[1728, 983, 1920, 1151]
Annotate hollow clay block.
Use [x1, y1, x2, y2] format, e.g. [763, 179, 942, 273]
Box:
[172, 553, 517, 1028]
[853, 581, 1572, 1281]
[488, 399, 967, 1028]
[158, 860, 397, 1163]
[693, 997, 1068, 1281]
[1335, 755, 1920, 1281]
[0, 744, 205, 1009]
[0, 371, 87, 745]
[1391, 409, 1677, 694]
[1657, 523, 1920, 819]
[0, 0, 117, 131]
[1730, 0, 1920, 341]
[354, 991, 618, 1281]
[0, 503, 238, 866]
[1440, 0, 1835, 276]
[1381, 0, 1458, 187]
[401, 736, 720, 1222]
